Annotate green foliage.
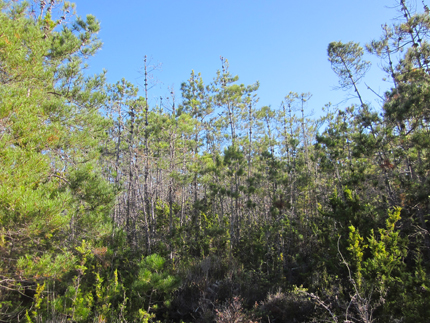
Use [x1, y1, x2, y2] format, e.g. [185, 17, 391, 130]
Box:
[133, 254, 179, 295]
[342, 207, 430, 322]
[2, 1, 430, 322]
[0, 1, 114, 321]
[363, 207, 407, 286]
[347, 225, 365, 288]
[130, 254, 179, 320]
[327, 41, 370, 92]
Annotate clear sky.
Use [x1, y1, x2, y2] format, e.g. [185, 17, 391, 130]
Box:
[70, 0, 405, 118]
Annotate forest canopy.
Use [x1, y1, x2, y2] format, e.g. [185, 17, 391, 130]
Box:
[0, 0, 430, 322]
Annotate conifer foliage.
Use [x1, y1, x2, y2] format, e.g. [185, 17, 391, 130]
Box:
[1, 0, 430, 322]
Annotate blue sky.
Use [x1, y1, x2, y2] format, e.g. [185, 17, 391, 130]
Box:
[71, 0, 402, 118]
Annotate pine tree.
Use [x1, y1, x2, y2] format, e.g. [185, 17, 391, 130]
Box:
[0, 1, 114, 319]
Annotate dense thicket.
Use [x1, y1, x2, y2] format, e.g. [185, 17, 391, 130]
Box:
[1, 1, 430, 322]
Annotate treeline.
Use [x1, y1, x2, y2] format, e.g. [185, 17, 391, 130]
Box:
[1, 0, 430, 322]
